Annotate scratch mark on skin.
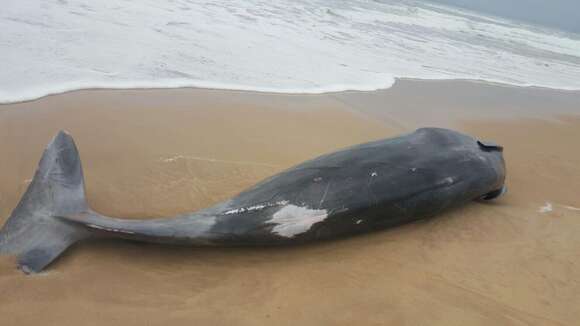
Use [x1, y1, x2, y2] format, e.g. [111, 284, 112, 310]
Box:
[160, 155, 279, 167]
[224, 200, 289, 215]
[318, 181, 331, 209]
[87, 224, 136, 234]
[333, 207, 349, 214]
[355, 219, 363, 224]
[367, 172, 379, 204]
[538, 202, 553, 213]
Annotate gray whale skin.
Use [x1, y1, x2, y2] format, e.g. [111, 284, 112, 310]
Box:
[0, 128, 506, 274]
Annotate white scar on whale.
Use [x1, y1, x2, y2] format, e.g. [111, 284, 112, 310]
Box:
[268, 205, 328, 238]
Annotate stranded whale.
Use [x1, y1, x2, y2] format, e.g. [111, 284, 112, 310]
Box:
[0, 128, 506, 273]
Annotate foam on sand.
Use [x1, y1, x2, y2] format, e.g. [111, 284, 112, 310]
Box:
[1, 0, 580, 103]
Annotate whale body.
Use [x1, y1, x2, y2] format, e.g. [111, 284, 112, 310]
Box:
[0, 128, 506, 273]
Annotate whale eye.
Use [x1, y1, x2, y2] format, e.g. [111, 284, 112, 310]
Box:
[477, 140, 503, 152]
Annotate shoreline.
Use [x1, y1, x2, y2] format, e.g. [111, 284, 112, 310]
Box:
[2, 77, 580, 105]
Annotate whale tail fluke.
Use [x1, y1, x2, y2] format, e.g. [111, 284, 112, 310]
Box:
[0, 131, 92, 274]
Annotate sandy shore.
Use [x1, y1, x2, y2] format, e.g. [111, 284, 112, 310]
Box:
[1, 79, 579, 325]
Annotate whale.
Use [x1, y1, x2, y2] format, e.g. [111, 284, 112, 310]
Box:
[0, 128, 506, 274]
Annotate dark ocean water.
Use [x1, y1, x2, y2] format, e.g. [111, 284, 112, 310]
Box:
[425, 0, 580, 34]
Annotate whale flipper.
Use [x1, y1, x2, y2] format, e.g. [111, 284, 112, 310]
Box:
[0, 131, 91, 273]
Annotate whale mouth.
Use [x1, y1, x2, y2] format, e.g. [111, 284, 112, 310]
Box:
[480, 185, 507, 201]
[477, 140, 503, 152]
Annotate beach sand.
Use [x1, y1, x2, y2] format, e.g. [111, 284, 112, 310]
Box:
[0, 80, 579, 325]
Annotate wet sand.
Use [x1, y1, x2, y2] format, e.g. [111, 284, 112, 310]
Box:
[0, 80, 579, 325]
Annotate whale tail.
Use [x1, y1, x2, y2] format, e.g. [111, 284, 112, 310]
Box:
[0, 131, 92, 274]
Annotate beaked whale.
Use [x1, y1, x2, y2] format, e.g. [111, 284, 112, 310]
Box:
[0, 128, 506, 274]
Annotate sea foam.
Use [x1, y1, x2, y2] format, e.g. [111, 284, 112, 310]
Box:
[1, 0, 579, 103]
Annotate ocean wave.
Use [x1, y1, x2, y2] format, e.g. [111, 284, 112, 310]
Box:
[1, 0, 579, 104]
